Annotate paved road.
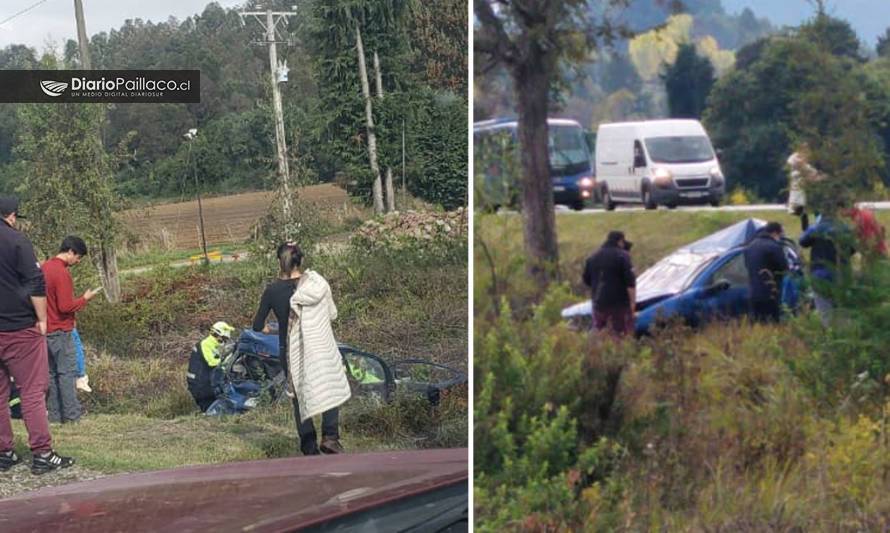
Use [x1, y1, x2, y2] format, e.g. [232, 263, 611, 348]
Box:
[497, 201, 890, 215]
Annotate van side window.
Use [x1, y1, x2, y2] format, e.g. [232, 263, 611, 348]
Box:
[633, 141, 646, 167]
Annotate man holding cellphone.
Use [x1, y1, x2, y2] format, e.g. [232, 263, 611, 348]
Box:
[0, 196, 74, 474]
[41, 236, 101, 424]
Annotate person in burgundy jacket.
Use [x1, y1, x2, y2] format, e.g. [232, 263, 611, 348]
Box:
[41, 236, 101, 423]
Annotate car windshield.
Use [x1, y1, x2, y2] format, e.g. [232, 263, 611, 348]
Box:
[644, 135, 714, 164]
[549, 125, 590, 170]
[636, 252, 718, 301]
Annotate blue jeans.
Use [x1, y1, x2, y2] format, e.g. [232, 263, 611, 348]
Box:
[72, 328, 85, 378]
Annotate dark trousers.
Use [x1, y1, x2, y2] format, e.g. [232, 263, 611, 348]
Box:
[750, 299, 780, 324]
[292, 397, 339, 455]
[0, 326, 52, 453]
[594, 305, 634, 337]
[46, 330, 82, 423]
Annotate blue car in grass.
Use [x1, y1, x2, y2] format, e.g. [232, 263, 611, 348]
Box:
[562, 219, 804, 336]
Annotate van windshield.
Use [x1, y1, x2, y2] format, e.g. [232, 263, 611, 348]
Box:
[549, 125, 591, 176]
[644, 136, 714, 164]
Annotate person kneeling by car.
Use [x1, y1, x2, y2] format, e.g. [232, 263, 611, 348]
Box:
[187, 321, 235, 412]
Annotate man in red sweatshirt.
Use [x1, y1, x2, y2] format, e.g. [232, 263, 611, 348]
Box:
[41, 236, 100, 423]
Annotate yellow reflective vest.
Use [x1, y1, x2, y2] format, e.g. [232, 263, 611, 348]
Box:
[200, 336, 222, 367]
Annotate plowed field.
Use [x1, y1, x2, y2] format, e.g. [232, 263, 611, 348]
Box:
[121, 184, 349, 250]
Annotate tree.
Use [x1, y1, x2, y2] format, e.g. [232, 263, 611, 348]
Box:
[408, 0, 468, 94]
[662, 43, 715, 119]
[704, 38, 827, 201]
[793, 52, 884, 212]
[705, 29, 889, 203]
[307, 0, 415, 210]
[877, 28, 890, 58]
[475, 0, 638, 287]
[798, 10, 863, 61]
[15, 103, 123, 302]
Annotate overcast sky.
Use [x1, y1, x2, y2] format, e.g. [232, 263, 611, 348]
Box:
[0, 0, 245, 50]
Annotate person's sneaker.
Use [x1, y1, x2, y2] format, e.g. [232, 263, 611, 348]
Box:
[320, 439, 344, 454]
[0, 450, 21, 471]
[75, 375, 92, 393]
[31, 450, 74, 475]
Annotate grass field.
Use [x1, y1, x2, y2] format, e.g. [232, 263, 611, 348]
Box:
[475, 209, 890, 299]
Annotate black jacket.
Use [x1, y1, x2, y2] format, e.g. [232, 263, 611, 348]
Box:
[582, 243, 636, 310]
[0, 219, 45, 332]
[744, 234, 787, 303]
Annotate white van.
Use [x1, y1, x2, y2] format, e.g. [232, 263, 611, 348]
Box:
[595, 119, 725, 210]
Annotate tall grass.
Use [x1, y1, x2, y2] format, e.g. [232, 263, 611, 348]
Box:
[475, 211, 890, 531]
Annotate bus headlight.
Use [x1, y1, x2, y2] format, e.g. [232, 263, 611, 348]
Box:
[653, 168, 672, 188]
[578, 176, 594, 189]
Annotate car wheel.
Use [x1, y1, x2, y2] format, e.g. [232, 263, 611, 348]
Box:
[603, 188, 616, 211]
[666, 203, 678, 210]
[570, 200, 585, 211]
[643, 187, 657, 210]
[709, 197, 721, 207]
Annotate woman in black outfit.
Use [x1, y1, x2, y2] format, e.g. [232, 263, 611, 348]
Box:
[252, 243, 343, 455]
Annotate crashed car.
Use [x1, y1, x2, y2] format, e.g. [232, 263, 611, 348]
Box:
[206, 329, 467, 416]
[562, 218, 804, 336]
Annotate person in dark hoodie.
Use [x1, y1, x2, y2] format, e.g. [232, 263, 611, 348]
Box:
[799, 208, 855, 327]
[582, 231, 637, 337]
[743, 222, 788, 324]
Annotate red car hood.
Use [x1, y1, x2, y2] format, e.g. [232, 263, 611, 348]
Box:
[0, 448, 468, 532]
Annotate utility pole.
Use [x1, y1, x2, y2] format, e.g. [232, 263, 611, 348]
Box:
[73, 0, 123, 303]
[239, 5, 297, 219]
[73, 0, 91, 69]
[185, 129, 209, 266]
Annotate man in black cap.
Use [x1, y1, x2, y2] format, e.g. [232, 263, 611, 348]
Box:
[744, 221, 788, 324]
[0, 196, 74, 474]
[582, 230, 637, 337]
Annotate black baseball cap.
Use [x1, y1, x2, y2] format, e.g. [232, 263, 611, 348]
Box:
[0, 196, 24, 218]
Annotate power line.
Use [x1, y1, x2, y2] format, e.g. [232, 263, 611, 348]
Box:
[0, 0, 51, 28]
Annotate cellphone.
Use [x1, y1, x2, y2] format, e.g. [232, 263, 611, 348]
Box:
[93, 286, 104, 293]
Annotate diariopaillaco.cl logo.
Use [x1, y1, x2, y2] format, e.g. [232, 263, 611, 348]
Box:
[40, 80, 68, 97]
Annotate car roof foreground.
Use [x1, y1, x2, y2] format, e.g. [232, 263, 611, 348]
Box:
[0, 448, 468, 532]
[562, 218, 767, 319]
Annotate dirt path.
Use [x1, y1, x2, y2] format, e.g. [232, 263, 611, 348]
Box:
[0, 464, 109, 499]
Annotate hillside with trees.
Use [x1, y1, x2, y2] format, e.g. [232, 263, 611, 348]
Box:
[0, 0, 467, 210]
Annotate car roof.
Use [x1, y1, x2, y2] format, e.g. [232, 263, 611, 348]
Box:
[0, 448, 468, 532]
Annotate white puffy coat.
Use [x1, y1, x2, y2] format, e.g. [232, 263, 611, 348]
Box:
[288, 270, 351, 422]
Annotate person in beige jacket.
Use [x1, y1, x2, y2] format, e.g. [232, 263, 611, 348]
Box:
[288, 264, 351, 455]
[253, 243, 349, 455]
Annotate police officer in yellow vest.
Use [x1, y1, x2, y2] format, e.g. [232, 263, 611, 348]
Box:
[187, 321, 234, 412]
